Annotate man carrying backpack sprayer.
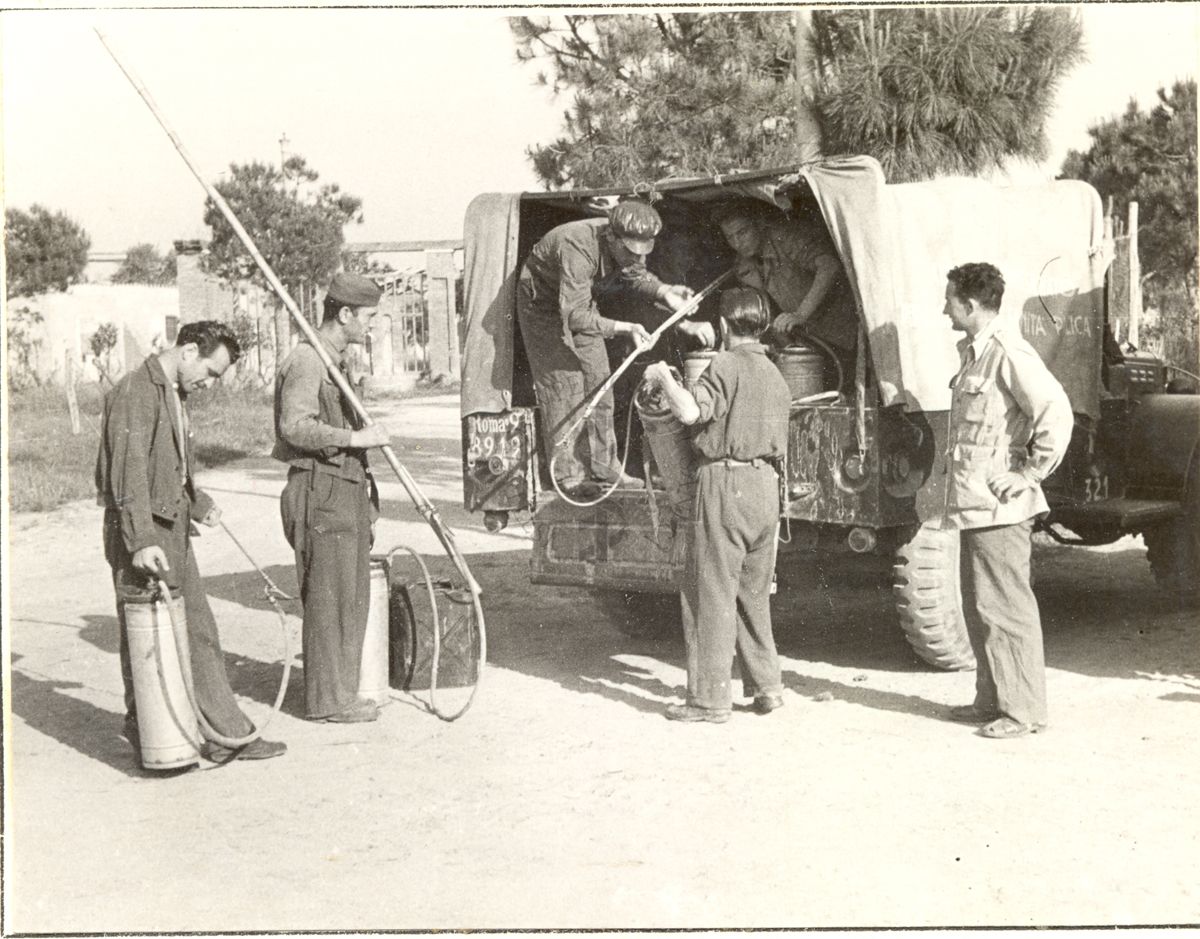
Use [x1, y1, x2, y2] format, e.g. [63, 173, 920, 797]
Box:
[939, 262, 1074, 739]
[643, 287, 791, 723]
[96, 320, 287, 763]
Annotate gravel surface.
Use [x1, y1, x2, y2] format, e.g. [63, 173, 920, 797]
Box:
[5, 394, 1198, 931]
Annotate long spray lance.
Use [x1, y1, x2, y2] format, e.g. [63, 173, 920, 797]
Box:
[96, 28, 486, 719]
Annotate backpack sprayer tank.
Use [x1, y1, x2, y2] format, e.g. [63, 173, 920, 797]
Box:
[358, 558, 391, 705]
[123, 588, 202, 770]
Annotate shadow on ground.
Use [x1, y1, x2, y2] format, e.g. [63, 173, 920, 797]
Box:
[8, 654, 160, 778]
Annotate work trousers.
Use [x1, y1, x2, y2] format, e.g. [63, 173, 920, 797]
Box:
[105, 509, 254, 739]
[517, 302, 620, 487]
[681, 463, 782, 710]
[281, 466, 372, 719]
[960, 518, 1047, 726]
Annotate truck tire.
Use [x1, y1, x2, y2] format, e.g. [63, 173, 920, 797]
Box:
[892, 524, 975, 670]
[1144, 461, 1200, 606]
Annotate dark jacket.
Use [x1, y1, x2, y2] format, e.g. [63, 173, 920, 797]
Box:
[95, 355, 214, 556]
[518, 217, 667, 339]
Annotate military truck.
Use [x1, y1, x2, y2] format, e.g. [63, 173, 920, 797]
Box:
[458, 156, 1199, 669]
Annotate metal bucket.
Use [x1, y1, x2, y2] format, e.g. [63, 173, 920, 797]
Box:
[359, 558, 391, 705]
[124, 592, 202, 770]
[682, 350, 717, 389]
[775, 342, 829, 401]
[635, 393, 696, 521]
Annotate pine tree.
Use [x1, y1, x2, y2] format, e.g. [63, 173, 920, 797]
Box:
[512, 9, 1084, 188]
[1062, 80, 1199, 374]
[809, 7, 1084, 181]
[511, 13, 798, 188]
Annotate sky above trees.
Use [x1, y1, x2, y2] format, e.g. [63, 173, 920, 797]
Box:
[2, 4, 1196, 253]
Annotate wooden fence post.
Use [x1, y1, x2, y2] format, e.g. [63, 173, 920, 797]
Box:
[65, 348, 81, 435]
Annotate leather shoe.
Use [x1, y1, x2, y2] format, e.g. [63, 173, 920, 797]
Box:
[752, 693, 784, 715]
[560, 480, 601, 500]
[593, 471, 645, 490]
[315, 699, 379, 723]
[202, 738, 287, 762]
[947, 704, 1001, 724]
[665, 703, 731, 724]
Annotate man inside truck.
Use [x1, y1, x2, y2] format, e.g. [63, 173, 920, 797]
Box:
[715, 200, 858, 385]
[516, 200, 697, 497]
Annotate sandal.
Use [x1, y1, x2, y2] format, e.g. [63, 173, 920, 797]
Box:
[979, 717, 1045, 739]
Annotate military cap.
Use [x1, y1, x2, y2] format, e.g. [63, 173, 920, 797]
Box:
[326, 271, 383, 308]
[609, 201, 662, 256]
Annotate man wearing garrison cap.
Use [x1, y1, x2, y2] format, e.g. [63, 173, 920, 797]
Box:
[517, 200, 698, 495]
[273, 271, 392, 724]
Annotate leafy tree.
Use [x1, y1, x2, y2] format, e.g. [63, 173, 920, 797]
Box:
[1061, 81, 1198, 375]
[5, 204, 91, 299]
[342, 250, 396, 278]
[512, 8, 1084, 188]
[202, 155, 363, 294]
[89, 322, 120, 385]
[112, 243, 177, 285]
[5, 305, 46, 390]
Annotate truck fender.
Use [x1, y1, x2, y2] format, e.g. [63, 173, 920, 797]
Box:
[1124, 394, 1200, 498]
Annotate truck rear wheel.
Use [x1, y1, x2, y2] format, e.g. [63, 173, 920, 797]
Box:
[1144, 460, 1200, 606]
[892, 524, 975, 670]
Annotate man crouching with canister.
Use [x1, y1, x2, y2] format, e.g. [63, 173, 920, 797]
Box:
[643, 287, 791, 723]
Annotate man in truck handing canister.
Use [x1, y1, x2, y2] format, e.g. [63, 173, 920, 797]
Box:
[517, 200, 699, 496]
[940, 262, 1074, 739]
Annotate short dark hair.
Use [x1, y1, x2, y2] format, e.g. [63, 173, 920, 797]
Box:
[713, 200, 770, 231]
[176, 320, 241, 364]
[718, 287, 772, 337]
[323, 295, 344, 323]
[323, 295, 373, 323]
[947, 263, 1005, 312]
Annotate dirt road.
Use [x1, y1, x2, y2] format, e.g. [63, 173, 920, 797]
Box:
[5, 394, 1198, 931]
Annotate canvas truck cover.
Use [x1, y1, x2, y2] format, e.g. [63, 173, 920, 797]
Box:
[461, 156, 1109, 420]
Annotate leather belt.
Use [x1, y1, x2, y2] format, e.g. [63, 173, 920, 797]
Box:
[699, 456, 773, 468]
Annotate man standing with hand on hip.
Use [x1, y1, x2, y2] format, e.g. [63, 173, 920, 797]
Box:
[940, 263, 1074, 739]
[96, 320, 286, 764]
[274, 272, 391, 724]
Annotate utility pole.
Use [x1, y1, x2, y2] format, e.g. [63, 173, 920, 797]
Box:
[793, 9, 823, 163]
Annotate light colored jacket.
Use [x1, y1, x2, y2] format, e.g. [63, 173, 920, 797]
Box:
[940, 316, 1074, 530]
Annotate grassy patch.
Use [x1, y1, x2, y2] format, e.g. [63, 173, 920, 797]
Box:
[6, 385, 106, 513]
[6, 381, 273, 513]
[189, 385, 274, 467]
